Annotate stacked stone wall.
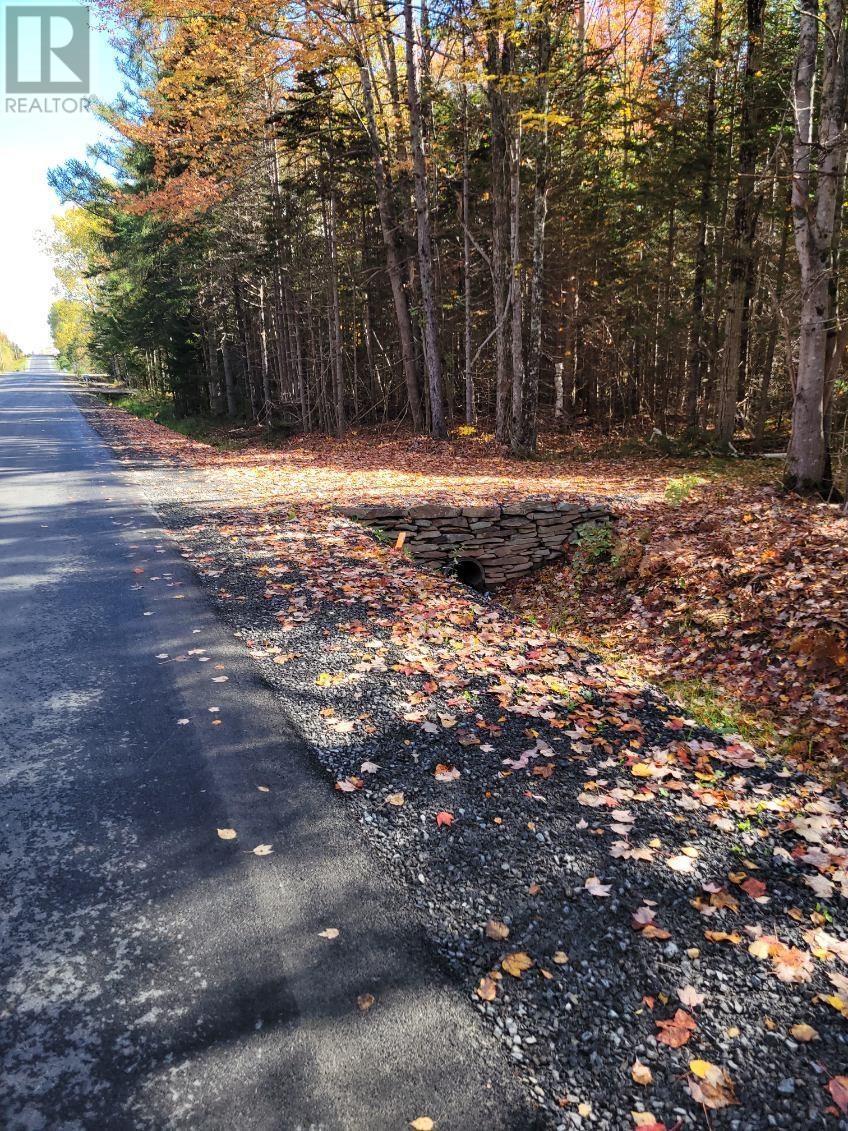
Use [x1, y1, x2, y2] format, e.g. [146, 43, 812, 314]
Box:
[337, 498, 612, 586]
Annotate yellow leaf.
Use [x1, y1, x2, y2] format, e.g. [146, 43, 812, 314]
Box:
[577, 1102, 591, 1117]
[631, 763, 653, 777]
[410, 1120, 435, 1131]
[689, 1059, 716, 1080]
[502, 951, 534, 978]
[821, 993, 847, 1014]
[632, 1116, 657, 1128]
[790, 1023, 819, 1042]
[552, 950, 569, 965]
[216, 827, 237, 840]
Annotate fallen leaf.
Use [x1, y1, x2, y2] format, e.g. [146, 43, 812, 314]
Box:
[485, 919, 510, 941]
[667, 854, 695, 873]
[741, 877, 768, 901]
[687, 1060, 737, 1109]
[828, 1076, 848, 1114]
[434, 763, 461, 782]
[552, 950, 568, 965]
[410, 1119, 434, 1131]
[318, 927, 339, 939]
[656, 1009, 696, 1048]
[677, 985, 705, 1009]
[790, 1023, 819, 1042]
[476, 976, 498, 1001]
[631, 1059, 653, 1085]
[386, 792, 405, 807]
[502, 951, 534, 978]
[216, 827, 237, 840]
[252, 843, 273, 856]
[585, 875, 612, 897]
[435, 810, 454, 827]
[704, 930, 742, 945]
[357, 992, 375, 1011]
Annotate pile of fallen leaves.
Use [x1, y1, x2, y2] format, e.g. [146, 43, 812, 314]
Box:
[506, 481, 848, 771]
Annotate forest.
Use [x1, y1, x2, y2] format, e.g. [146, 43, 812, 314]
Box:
[0, 332, 25, 373]
[49, 0, 848, 495]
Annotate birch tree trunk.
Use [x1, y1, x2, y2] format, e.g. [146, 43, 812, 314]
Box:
[787, 0, 848, 491]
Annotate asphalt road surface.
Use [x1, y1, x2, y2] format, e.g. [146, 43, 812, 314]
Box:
[0, 359, 531, 1130]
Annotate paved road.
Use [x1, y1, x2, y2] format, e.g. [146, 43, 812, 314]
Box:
[0, 360, 531, 1130]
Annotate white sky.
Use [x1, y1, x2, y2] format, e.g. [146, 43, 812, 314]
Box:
[0, 2, 121, 351]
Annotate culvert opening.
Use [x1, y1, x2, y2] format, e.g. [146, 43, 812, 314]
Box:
[455, 557, 487, 592]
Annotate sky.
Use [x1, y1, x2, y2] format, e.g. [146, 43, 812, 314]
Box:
[0, 1, 122, 352]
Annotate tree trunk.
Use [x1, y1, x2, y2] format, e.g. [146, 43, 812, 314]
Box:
[715, 0, 765, 447]
[221, 335, 238, 419]
[787, 0, 848, 491]
[512, 13, 551, 456]
[404, 0, 447, 438]
[487, 20, 512, 442]
[321, 186, 345, 438]
[461, 56, 475, 425]
[356, 50, 425, 431]
[684, 0, 722, 432]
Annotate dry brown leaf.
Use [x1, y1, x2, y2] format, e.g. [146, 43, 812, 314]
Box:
[476, 976, 498, 1001]
[484, 919, 510, 941]
[656, 1009, 696, 1048]
[687, 1060, 737, 1110]
[631, 1059, 652, 1085]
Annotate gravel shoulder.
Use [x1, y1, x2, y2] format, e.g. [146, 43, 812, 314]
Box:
[79, 394, 848, 1131]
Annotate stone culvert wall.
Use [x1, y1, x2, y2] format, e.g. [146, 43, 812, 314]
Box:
[337, 498, 612, 587]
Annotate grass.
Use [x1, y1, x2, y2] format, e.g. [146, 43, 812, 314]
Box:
[115, 391, 235, 447]
[659, 677, 779, 750]
[540, 612, 782, 756]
